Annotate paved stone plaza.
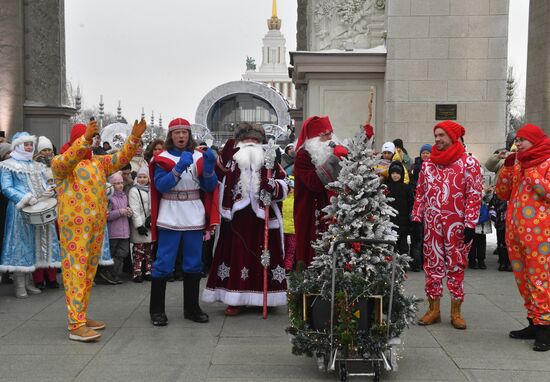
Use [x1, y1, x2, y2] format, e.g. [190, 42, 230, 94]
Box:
[0, 234, 548, 382]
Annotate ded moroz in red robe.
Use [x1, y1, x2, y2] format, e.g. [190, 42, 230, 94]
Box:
[293, 147, 331, 267]
[202, 145, 289, 307]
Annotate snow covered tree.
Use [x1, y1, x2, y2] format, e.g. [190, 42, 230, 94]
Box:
[287, 129, 417, 363]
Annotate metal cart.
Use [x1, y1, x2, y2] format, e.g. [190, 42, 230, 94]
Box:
[323, 239, 401, 381]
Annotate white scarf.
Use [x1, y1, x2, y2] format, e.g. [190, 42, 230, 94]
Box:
[234, 142, 264, 197]
[304, 136, 335, 168]
[10, 144, 34, 161]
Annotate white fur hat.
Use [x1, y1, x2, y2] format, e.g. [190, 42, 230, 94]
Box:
[11, 132, 36, 150]
[36, 136, 53, 153]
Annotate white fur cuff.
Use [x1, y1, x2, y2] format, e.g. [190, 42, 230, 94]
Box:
[16, 193, 33, 210]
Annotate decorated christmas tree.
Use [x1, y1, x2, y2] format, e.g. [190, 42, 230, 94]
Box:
[287, 129, 417, 366]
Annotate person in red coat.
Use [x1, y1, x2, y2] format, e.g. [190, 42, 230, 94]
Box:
[293, 116, 347, 269]
[412, 120, 482, 330]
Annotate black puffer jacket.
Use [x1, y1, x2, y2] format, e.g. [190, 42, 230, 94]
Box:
[386, 161, 414, 235]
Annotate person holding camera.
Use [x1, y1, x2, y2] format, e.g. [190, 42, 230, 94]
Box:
[129, 166, 153, 282]
[496, 123, 550, 351]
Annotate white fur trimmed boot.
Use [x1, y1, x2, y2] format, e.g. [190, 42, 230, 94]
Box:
[25, 273, 41, 295]
[14, 272, 28, 298]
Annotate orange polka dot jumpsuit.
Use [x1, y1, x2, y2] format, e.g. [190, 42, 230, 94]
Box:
[52, 131, 140, 330]
[496, 158, 550, 325]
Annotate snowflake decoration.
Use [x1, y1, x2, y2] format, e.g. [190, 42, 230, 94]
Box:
[217, 263, 230, 281]
[241, 267, 249, 281]
[271, 265, 286, 283]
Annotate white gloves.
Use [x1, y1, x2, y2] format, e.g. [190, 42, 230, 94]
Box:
[16, 193, 36, 210]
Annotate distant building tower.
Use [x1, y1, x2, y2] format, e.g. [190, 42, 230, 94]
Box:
[242, 0, 295, 108]
[116, 100, 122, 121]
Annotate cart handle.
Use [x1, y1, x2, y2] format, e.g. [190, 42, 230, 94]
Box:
[329, 239, 396, 254]
[329, 238, 397, 358]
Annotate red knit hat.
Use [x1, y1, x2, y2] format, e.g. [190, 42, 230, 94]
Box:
[515, 124, 548, 145]
[60, 123, 87, 154]
[296, 116, 333, 150]
[434, 120, 465, 143]
[168, 118, 191, 133]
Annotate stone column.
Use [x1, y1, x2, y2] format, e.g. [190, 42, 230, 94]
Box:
[525, 0, 550, 135]
[0, 0, 25, 137]
[23, 0, 75, 148]
[296, 0, 308, 51]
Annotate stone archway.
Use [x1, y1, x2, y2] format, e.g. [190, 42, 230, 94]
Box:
[0, 0, 75, 147]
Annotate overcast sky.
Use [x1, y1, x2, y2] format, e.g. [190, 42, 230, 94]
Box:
[65, 0, 528, 124]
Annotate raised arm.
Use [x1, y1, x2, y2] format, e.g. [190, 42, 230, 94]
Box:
[51, 121, 97, 179]
[94, 119, 147, 176]
[495, 155, 518, 201]
[198, 148, 218, 193]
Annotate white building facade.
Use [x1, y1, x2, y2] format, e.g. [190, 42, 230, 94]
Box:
[242, 0, 296, 109]
[291, 0, 510, 160]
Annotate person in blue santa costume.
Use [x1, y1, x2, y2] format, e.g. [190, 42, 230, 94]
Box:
[148, 118, 219, 326]
[0, 132, 59, 298]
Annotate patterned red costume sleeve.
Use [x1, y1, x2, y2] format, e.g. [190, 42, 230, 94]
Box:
[463, 155, 483, 228]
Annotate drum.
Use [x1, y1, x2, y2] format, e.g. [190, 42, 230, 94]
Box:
[21, 198, 57, 225]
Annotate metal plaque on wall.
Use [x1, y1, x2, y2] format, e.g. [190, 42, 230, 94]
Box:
[435, 104, 457, 120]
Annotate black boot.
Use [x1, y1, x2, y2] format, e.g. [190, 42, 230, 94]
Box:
[149, 277, 168, 326]
[510, 318, 536, 339]
[183, 273, 209, 323]
[534, 325, 550, 352]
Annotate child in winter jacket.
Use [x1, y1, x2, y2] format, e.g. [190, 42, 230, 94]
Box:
[128, 166, 153, 282]
[467, 186, 493, 269]
[107, 171, 132, 282]
[385, 161, 414, 259]
[376, 142, 411, 184]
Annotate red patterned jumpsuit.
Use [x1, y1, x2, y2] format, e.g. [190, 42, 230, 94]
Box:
[412, 153, 482, 301]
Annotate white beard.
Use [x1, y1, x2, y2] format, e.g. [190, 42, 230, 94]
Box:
[304, 136, 337, 168]
[234, 142, 264, 197]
